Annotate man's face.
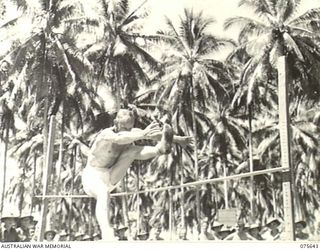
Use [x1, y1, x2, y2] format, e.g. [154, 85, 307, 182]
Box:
[3, 218, 17, 229]
[213, 226, 222, 233]
[20, 218, 32, 228]
[118, 229, 128, 238]
[269, 221, 278, 230]
[29, 228, 35, 237]
[59, 235, 68, 241]
[295, 223, 304, 233]
[115, 109, 135, 131]
[250, 228, 259, 236]
[45, 232, 55, 241]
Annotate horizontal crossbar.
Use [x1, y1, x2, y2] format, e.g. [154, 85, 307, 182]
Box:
[34, 166, 288, 199]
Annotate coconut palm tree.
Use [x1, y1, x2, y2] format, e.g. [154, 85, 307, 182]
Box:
[224, 0, 320, 102]
[81, 0, 160, 108]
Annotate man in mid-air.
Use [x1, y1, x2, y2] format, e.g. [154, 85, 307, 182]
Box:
[77, 108, 193, 241]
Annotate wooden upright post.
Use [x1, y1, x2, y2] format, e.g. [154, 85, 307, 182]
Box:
[278, 56, 295, 241]
[38, 115, 56, 241]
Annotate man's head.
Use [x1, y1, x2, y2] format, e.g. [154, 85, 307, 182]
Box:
[295, 220, 307, 233]
[266, 218, 281, 230]
[44, 230, 56, 241]
[248, 224, 261, 237]
[1, 217, 18, 229]
[114, 109, 136, 131]
[211, 221, 224, 233]
[18, 215, 34, 229]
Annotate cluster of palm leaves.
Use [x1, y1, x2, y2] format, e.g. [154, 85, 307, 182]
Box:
[0, 0, 320, 240]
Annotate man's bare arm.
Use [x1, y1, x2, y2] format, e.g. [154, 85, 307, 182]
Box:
[105, 122, 161, 145]
[132, 128, 194, 148]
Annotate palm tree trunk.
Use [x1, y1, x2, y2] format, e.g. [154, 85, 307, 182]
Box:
[55, 106, 64, 232]
[272, 187, 276, 215]
[0, 123, 9, 217]
[222, 157, 228, 209]
[248, 105, 254, 217]
[30, 153, 37, 214]
[41, 0, 54, 188]
[121, 177, 130, 227]
[179, 147, 186, 233]
[189, 74, 200, 237]
[168, 159, 173, 240]
[41, 36, 49, 178]
[136, 164, 140, 237]
[68, 146, 76, 240]
[38, 115, 56, 241]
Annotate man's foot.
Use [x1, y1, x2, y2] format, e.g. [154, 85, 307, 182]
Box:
[157, 124, 173, 154]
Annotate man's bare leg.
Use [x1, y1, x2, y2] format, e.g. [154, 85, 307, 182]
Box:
[95, 191, 117, 241]
[109, 124, 174, 185]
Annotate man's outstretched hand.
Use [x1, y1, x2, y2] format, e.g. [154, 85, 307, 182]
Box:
[176, 136, 195, 148]
[143, 121, 161, 139]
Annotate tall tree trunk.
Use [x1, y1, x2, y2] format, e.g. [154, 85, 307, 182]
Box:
[209, 137, 219, 218]
[68, 146, 76, 240]
[272, 187, 276, 215]
[168, 158, 173, 240]
[41, 39, 49, 181]
[121, 177, 130, 227]
[189, 74, 200, 237]
[38, 115, 56, 241]
[0, 123, 9, 217]
[30, 153, 37, 215]
[222, 157, 228, 209]
[248, 104, 255, 218]
[55, 105, 64, 232]
[179, 147, 186, 233]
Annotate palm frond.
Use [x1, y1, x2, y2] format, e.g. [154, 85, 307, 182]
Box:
[196, 35, 236, 56]
[276, 0, 296, 22]
[164, 16, 190, 55]
[257, 133, 279, 157]
[121, 37, 159, 71]
[238, 0, 277, 19]
[283, 33, 304, 61]
[288, 8, 320, 26]
[224, 16, 268, 31]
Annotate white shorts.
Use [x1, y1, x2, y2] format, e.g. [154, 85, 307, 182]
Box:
[82, 166, 117, 197]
